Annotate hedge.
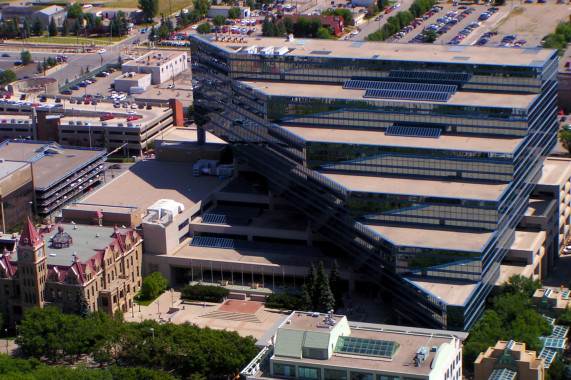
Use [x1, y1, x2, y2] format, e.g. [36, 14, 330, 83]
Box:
[180, 284, 230, 302]
[266, 293, 302, 311]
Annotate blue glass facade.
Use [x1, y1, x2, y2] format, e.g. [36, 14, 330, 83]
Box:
[190, 35, 559, 330]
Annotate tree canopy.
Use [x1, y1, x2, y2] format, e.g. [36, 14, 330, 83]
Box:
[15, 307, 258, 379]
[20, 51, 32, 65]
[0, 70, 17, 86]
[138, 0, 159, 22]
[212, 15, 226, 27]
[67, 4, 84, 19]
[228, 7, 241, 19]
[463, 290, 552, 374]
[196, 22, 212, 34]
[560, 126, 571, 154]
[138, 271, 168, 301]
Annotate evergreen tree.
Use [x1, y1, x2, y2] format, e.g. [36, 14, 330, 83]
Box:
[21, 18, 30, 38]
[32, 17, 44, 36]
[306, 262, 316, 308]
[315, 261, 335, 312]
[73, 292, 90, 318]
[329, 259, 343, 308]
[61, 18, 69, 36]
[299, 284, 312, 311]
[9, 18, 18, 37]
[48, 18, 57, 36]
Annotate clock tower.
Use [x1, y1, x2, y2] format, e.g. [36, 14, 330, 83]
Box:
[17, 218, 47, 310]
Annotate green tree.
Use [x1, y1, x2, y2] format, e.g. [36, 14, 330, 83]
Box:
[37, 62, 43, 74]
[138, 0, 159, 22]
[556, 307, 571, 326]
[300, 284, 313, 311]
[377, 0, 390, 10]
[67, 3, 83, 19]
[560, 126, 571, 153]
[212, 15, 226, 26]
[193, 0, 211, 17]
[23, 18, 31, 38]
[48, 18, 57, 36]
[315, 261, 335, 312]
[20, 50, 32, 65]
[0, 70, 17, 85]
[32, 18, 44, 36]
[61, 17, 69, 36]
[463, 293, 552, 374]
[315, 27, 332, 39]
[228, 7, 241, 19]
[196, 22, 212, 34]
[422, 29, 437, 43]
[74, 292, 90, 319]
[501, 275, 542, 298]
[306, 262, 316, 307]
[329, 259, 343, 308]
[139, 271, 168, 300]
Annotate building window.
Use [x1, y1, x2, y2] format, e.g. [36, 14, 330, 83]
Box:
[350, 373, 373, 380]
[325, 368, 347, 380]
[102, 298, 108, 307]
[273, 363, 296, 378]
[299, 366, 321, 379]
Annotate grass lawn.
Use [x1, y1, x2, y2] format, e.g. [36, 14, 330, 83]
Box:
[45, 0, 192, 17]
[102, 0, 191, 17]
[134, 298, 154, 306]
[24, 35, 127, 45]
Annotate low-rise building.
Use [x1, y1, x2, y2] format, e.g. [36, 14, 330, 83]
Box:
[0, 217, 143, 325]
[35, 5, 66, 27]
[241, 312, 467, 379]
[122, 51, 188, 85]
[0, 140, 106, 217]
[0, 160, 33, 232]
[532, 287, 571, 317]
[474, 340, 545, 380]
[114, 72, 152, 94]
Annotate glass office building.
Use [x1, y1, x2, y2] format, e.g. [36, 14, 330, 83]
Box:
[189, 35, 559, 330]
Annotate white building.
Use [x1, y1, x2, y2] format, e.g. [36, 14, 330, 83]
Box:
[122, 51, 188, 85]
[241, 312, 467, 380]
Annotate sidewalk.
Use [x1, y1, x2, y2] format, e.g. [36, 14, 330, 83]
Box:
[124, 290, 284, 339]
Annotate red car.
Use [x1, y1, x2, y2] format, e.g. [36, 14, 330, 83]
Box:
[100, 114, 115, 121]
[127, 115, 140, 121]
[385, 7, 392, 13]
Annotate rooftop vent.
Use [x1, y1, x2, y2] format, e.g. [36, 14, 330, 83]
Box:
[414, 346, 429, 367]
[506, 340, 516, 350]
[544, 288, 553, 297]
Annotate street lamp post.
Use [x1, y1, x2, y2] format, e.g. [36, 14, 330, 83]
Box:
[150, 327, 155, 344]
[170, 288, 174, 306]
[157, 300, 160, 318]
[4, 329, 8, 355]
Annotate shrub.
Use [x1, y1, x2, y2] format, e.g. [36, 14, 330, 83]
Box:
[180, 284, 230, 302]
[266, 293, 302, 311]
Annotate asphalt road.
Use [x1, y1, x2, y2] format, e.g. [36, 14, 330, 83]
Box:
[46, 33, 142, 87]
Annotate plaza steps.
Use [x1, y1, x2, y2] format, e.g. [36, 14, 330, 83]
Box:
[199, 309, 267, 323]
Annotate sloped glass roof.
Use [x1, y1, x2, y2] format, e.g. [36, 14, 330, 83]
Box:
[334, 336, 400, 358]
[488, 368, 517, 380]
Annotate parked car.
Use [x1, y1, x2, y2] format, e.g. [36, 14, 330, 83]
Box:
[100, 113, 115, 121]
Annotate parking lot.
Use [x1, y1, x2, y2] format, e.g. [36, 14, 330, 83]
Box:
[380, 0, 569, 48]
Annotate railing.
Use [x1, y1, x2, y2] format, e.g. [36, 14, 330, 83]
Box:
[239, 345, 273, 378]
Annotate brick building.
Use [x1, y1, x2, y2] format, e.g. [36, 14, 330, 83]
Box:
[0, 218, 143, 324]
